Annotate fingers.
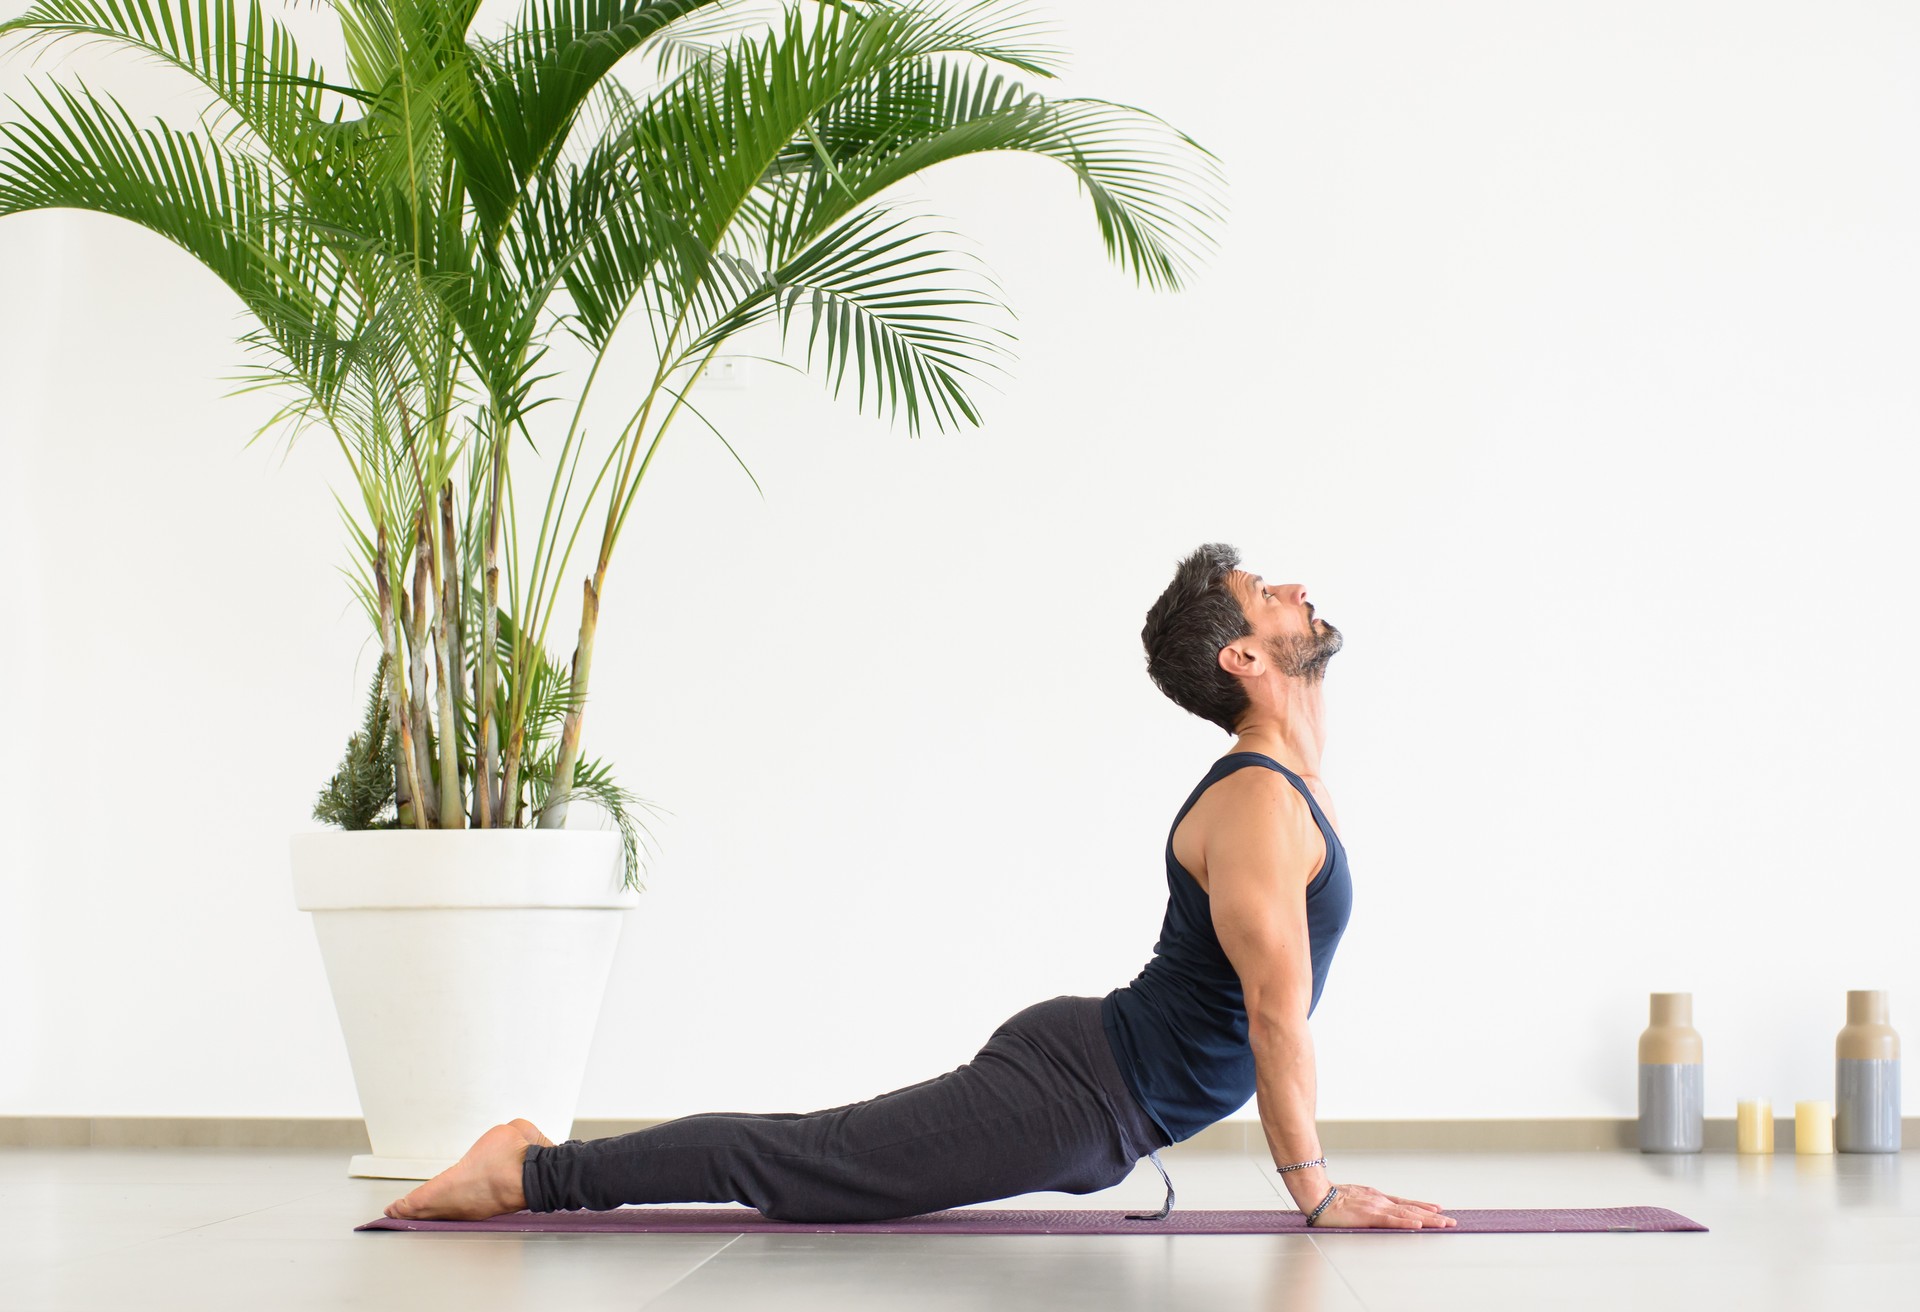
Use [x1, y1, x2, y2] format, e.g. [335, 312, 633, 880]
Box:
[1324, 1184, 1458, 1229]
[1340, 1183, 1442, 1210]
[1375, 1198, 1456, 1227]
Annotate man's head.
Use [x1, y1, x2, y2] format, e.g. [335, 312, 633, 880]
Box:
[1141, 543, 1344, 734]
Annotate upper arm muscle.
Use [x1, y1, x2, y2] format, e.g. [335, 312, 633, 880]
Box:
[1205, 771, 1320, 1026]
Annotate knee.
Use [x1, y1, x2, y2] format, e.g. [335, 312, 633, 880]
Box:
[1053, 1152, 1139, 1197]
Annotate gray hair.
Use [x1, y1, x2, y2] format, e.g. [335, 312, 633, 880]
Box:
[1142, 543, 1253, 735]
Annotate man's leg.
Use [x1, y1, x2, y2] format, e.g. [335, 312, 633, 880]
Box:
[523, 995, 1157, 1222]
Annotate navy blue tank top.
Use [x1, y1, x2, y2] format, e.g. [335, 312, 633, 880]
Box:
[1101, 752, 1354, 1143]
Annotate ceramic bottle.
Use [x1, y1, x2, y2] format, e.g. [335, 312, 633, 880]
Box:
[1638, 991, 1703, 1153]
[1835, 989, 1901, 1153]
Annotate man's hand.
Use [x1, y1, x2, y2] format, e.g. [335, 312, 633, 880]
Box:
[1310, 1182, 1457, 1229]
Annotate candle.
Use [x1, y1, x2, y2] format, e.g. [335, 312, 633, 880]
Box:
[1795, 1099, 1834, 1154]
[1737, 1099, 1774, 1153]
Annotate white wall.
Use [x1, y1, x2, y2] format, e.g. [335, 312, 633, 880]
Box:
[2, 1, 1915, 1127]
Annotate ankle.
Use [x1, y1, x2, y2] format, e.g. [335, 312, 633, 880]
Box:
[500, 1140, 530, 1211]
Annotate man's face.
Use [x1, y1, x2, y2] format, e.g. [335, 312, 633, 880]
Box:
[1227, 570, 1344, 682]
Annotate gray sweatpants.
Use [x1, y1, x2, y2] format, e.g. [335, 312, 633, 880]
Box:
[521, 994, 1174, 1222]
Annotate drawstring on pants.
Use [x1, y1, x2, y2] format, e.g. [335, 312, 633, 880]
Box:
[1123, 1148, 1175, 1221]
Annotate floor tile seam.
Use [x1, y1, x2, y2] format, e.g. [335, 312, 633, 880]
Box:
[1245, 1153, 1293, 1202]
[28, 1182, 349, 1275]
[170, 1185, 348, 1237]
[633, 1232, 742, 1309]
[1307, 1232, 1376, 1311]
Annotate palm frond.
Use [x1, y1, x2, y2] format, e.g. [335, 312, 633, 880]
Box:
[688, 205, 1014, 432]
[0, 0, 340, 168]
[0, 74, 355, 378]
[628, 0, 770, 86]
[532, 751, 669, 891]
[448, 0, 736, 245]
[859, 0, 1066, 79]
[765, 59, 1225, 292]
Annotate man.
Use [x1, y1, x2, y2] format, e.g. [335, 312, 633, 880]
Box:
[385, 544, 1455, 1230]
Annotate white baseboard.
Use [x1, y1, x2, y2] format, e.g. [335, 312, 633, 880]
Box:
[5, 1115, 1908, 1153]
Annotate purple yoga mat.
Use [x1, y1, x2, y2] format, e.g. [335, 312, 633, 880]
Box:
[357, 1205, 1706, 1235]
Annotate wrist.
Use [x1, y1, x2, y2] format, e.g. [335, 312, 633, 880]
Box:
[1278, 1163, 1330, 1206]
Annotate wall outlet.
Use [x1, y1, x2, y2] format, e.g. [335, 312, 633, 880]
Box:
[698, 357, 753, 390]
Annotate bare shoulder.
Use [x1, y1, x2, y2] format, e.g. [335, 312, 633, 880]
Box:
[1210, 764, 1315, 833]
[1186, 765, 1319, 896]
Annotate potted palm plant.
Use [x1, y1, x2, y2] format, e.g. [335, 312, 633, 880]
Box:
[0, 0, 1221, 1178]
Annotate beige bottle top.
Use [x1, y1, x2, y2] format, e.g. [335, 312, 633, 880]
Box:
[1639, 991, 1703, 1063]
[1837, 989, 1899, 1061]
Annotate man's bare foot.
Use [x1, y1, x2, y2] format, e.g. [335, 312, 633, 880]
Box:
[384, 1123, 531, 1221]
[509, 1118, 554, 1148]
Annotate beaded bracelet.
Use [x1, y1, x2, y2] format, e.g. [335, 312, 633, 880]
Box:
[1279, 1156, 1334, 1224]
[1305, 1185, 1340, 1226]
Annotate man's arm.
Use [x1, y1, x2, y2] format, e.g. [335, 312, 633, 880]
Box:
[1204, 771, 1333, 1211]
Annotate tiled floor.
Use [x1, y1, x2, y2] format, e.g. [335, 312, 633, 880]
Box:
[3, 1143, 1914, 1311]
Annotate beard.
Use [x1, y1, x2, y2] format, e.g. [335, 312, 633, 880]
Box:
[1266, 618, 1343, 683]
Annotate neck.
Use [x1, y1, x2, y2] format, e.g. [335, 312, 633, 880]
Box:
[1230, 681, 1328, 777]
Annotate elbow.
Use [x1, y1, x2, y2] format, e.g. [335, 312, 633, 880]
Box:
[1246, 999, 1312, 1046]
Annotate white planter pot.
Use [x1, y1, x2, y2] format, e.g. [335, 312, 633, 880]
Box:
[290, 828, 637, 1180]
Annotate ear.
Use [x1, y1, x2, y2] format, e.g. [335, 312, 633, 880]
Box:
[1218, 638, 1261, 680]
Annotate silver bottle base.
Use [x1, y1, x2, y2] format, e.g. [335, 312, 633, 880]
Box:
[1836, 1057, 1902, 1153]
[1638, 1062, 1704, 1153]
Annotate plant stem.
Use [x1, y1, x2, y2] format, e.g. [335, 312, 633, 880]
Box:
[407, 516, 438, 827]
[520, 347, 613, 683]
[503, 717, 525, 827]
[375, 526, 429, 830]
[540, 339, 725, 827]
[441, 477, 471, 821]
[475, 408, 507, 828]
[431, 480, 465, 828]
[495, 344, 619, 820]
[535, 573, 599, 829]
